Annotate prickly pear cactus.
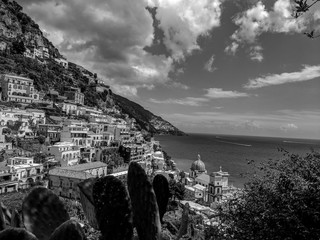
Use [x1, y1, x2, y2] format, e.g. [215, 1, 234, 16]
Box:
[22, 187, 70, 240]
[11, 209, 22, 228]
[0, 228, 38, 240]
[92, 175, 133, 240]
[127, 162, 161, 240]
[77, 178, 99, 229]
[153, 174, 170, 224]
[176, 203, 190, 240]
[0, 202, 6, 231]
[0, 202, 11, 230]
[49, 220, 86, 240]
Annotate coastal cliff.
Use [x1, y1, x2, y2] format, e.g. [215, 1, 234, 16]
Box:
[0, 0, 185, 135]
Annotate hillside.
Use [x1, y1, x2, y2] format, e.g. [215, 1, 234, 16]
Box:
[0, 0, 185, 135]
[113, 94, 185, 135]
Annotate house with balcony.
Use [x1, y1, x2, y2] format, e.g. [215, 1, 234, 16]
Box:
[59, 101, 79, 116]
[60, 124, 91, 149]
[23, 48, 35, 59]
[64, 87, 84, 105]
[0, 164, 18, 194]
[39, 46, 49, 58]
[44, 142, 80, 167]
[119, 144, 144, 163]
[38, 124, 62, 143]
[0, 74, 39, 103]
[55, 58, 68, 68]
[7, 157, 44, 190]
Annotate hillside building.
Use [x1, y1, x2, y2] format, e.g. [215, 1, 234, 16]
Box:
[0, 74, 40, 103]
[44, 142, 80, 167]
[7, 157, 44, 189]
[64, 87, 84, 105]
[48, 161, 107, 199]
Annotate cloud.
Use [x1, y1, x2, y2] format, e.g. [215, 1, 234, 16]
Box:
[112, 85, 138, 97]
[169, 82, 190, 90]
[244, 65, 320, 89]
[205, 88, 250, 98]
[149, 0, 223, 60]
[226, 0, 308, 59]
[204, 55, 217, 72]
[225, 42, 239, 55]
[19, 0, 225, 93]
[280, 123, 298, 132]
[149, 97, 209, 106]
[249, 45, 263, 62]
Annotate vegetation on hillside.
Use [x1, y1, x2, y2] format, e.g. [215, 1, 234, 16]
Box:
[206, 149, 320, 240]
[113, 94, 185, 135]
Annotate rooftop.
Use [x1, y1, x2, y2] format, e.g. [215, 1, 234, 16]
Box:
[53, 142, 75, 147]
[3, 74, 33, 81]
[49, 168, 94, 179]
[193, 184, 207, 191]
[60, 161, 107, 172]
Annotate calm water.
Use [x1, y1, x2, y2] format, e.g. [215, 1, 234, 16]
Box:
[155, 134, 320, 188]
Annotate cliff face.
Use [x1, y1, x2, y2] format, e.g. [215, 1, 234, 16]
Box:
[0, 0, 61, 58]
[0, 0, 185, 135]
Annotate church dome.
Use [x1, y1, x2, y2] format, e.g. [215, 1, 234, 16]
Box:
[191, 154, 206, 172]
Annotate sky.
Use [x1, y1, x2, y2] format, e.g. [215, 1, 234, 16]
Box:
[18, 0, 320, 139]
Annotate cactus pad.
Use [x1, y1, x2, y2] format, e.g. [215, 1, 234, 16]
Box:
[153, 174, 170, 223]
[127, 162, 161, 240]
[22, 187, 70, 240]
[0, 228, 38, 240]
[92, 175, 133, 240]
[49, 220, 86, 240]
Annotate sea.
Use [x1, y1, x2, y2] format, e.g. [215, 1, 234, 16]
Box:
[155, 134, 320, 188]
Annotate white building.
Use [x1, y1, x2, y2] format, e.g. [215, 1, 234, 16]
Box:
[44, 142, 80, 167]
[7, 157, 43, 189]
[55, 58, 68, 68]
[60, 124, 91, 149]
[0, 74, 40, 103]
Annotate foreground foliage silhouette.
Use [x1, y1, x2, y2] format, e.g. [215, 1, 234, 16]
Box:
[0, 162, 175, 240]
[206, 149, 320, 240]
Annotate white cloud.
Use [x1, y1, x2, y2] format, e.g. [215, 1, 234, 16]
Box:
[149, 97, 209, 106]
[280, 123, 298, 132]
[225, 42, 239, 55]
[249, 45, 263, 62]
[19, 0, 181, 93]
[112, 85, 138, 97]
[169, 82, 190, 90]
[244, 65, 320, 89]
[205, 88, 250, 98]
[149, 0, 223, 60]
[204, 55, 217, 72]
[226, 0, 307, 58]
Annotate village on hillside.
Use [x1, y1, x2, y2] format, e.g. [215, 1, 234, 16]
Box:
[0, 74, 239, 230]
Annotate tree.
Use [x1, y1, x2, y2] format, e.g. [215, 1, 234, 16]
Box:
[11, 39, 26, 55]
[174, 182, 185, 200]
[28, 117, 38, 136]
[293, 0, 320, 38]
[38, 135, 46, 145]
[212, 150, 320, 240]
[34, 152, 48, 164]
